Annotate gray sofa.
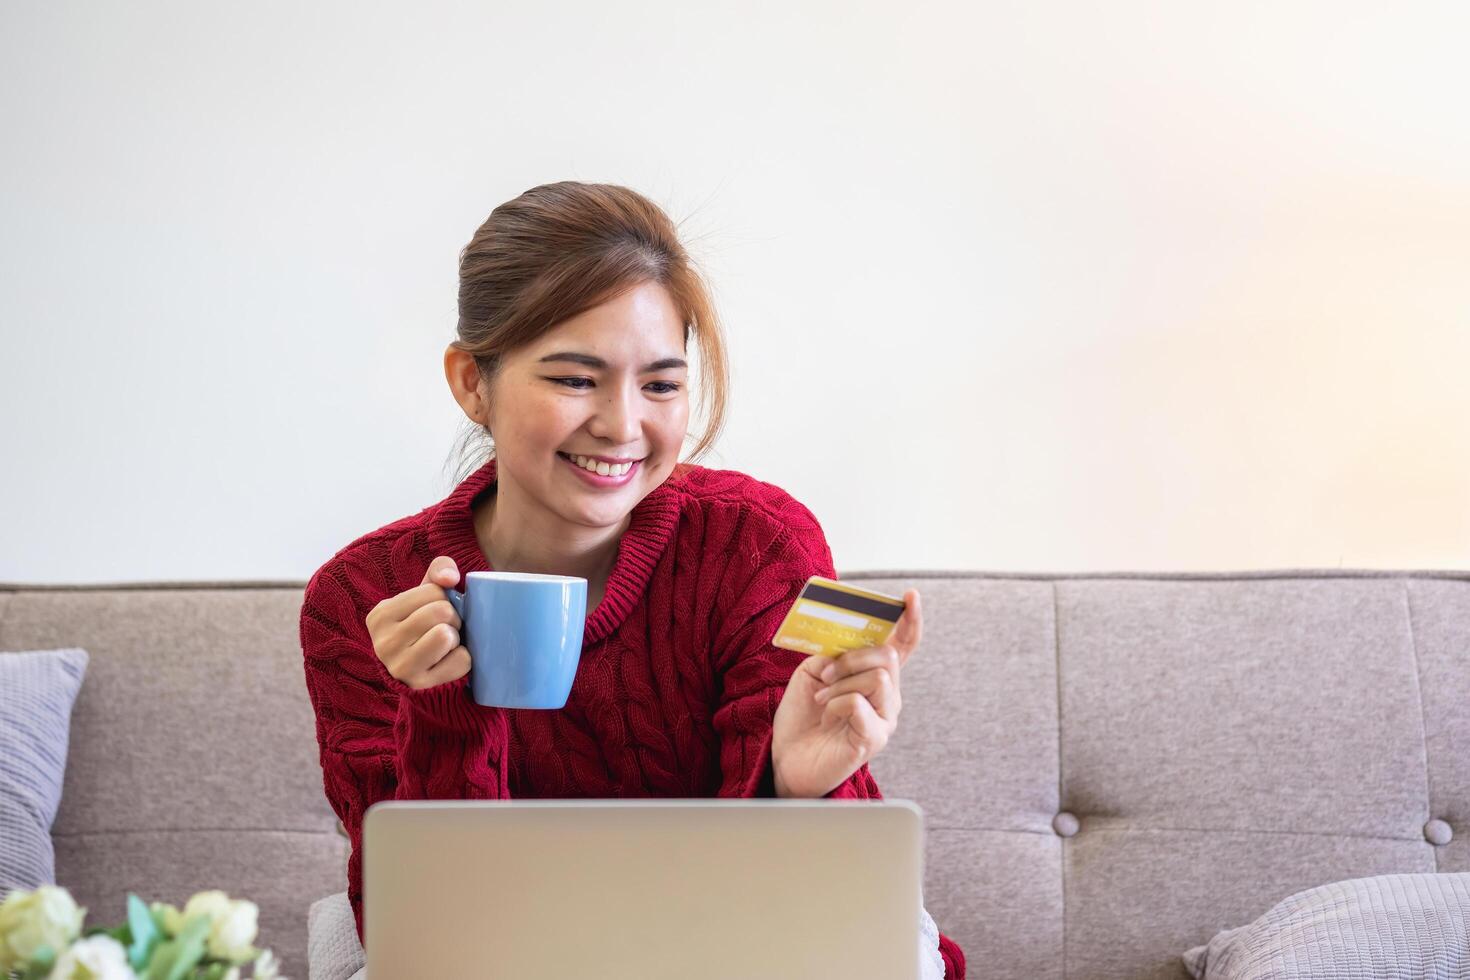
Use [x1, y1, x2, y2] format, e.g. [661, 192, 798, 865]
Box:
[2, 569, 1465, 979]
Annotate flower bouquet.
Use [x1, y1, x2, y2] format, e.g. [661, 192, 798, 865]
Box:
[0, 885, 286, 980]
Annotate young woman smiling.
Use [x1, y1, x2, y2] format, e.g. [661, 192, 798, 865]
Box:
[299, 182, 965, 977]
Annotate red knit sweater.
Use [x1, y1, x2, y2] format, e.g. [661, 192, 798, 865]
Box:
[299, 458, 966, 977]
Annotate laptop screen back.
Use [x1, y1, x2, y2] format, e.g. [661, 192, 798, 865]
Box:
[363, 798, 923, 979]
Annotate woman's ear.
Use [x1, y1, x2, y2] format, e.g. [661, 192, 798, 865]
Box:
[445, 344, 493, 428]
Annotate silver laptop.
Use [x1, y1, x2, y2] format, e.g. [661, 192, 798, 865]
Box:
[363, 798, 924, 979]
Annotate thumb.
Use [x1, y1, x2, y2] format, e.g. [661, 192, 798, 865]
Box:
[892, 589, 922, 663]
[423, 555, 459, 588]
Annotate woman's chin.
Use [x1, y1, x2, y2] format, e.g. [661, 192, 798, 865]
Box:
[558, 492, 638, 527]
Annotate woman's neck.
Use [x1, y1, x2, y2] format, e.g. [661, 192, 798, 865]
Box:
[473, 473, 629, 588]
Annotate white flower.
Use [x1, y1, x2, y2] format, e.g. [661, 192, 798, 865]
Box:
[251, 948, 288, 979]
[0, 885, 87, 973]
[177, 890, 259, 963]
[206, 897, 259, 963]
[178, 890, 231, 928]
[48, 934, 136, 979]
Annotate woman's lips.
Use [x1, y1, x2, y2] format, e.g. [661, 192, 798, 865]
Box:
[558, 452, 641, 488]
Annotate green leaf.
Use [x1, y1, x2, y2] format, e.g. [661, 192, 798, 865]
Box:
[126, 892, 161, 971]
[143, 915, 211, 980]
[142, 940, 178, 980]
[198, 962, 231, 980]
[81, 922, 129, 941]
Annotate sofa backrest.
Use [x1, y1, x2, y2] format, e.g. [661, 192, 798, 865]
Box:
[2, 570, 1466, 979]
[0, 582, 339, 979]
[855, 570, 1469, 979]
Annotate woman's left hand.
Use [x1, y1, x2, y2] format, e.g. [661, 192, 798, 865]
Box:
[770, 589, 923, 798]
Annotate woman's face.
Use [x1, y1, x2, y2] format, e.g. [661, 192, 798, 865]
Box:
[482, 280, 691, 529]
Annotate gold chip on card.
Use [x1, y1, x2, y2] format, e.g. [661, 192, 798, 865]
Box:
[772, 576, 906, 658]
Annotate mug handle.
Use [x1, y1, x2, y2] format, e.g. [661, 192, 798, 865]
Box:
[445, 587, 465, 619]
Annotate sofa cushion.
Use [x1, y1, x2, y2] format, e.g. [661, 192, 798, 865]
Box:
[308, 891, 365, 980]
[0, 647, 88, 898]
[1182, 872, 1470, 979]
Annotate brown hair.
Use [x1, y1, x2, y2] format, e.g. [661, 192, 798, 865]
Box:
[445, 181, 730, 485]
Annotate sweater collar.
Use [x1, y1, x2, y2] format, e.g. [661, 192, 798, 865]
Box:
[426, 456, 686, 645]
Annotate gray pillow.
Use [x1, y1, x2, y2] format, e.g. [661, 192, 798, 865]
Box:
[1183, 872, 1470, 979]
[308, 891, 365, 980]
[0, 648, 89, 900]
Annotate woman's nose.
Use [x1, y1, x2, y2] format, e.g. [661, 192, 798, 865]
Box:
[588, 383, 641, 444]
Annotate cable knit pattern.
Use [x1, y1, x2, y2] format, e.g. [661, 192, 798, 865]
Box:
[299, 458, 966, 977]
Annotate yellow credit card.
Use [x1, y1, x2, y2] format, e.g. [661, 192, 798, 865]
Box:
[772, 576, 906, 658]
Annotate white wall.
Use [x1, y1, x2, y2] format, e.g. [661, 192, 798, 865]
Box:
[3, 0, 1467, 584]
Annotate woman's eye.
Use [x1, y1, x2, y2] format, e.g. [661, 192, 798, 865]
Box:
[548, 377, 682, 394]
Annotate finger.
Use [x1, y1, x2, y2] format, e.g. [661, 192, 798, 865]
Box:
[784, 655, 831, 700]
[815, 665, 900, 721]
[891, 589, 922, 665]
[821, 692, 890, 755]
[796, 653, 834, 683]
[372, 561, 460, 628]
[418, 644, 472, 689]
[819, 644, 900, 684]
[817, 663, 899, 710]
[402, 597, 462, 638]
[400, 619, 461, 679]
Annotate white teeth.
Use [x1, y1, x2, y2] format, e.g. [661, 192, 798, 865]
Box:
[568, 454, 633, 477]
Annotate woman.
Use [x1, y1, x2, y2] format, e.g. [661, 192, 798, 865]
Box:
[299, 181, 966, 977]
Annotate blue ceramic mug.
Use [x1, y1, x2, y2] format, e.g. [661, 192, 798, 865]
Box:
[444, 571, 588, 708]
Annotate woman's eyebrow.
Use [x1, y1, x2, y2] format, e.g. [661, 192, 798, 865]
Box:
[537, 351, 687, 371]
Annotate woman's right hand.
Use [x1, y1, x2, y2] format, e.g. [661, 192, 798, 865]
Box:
[364, 555, 471, 690]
